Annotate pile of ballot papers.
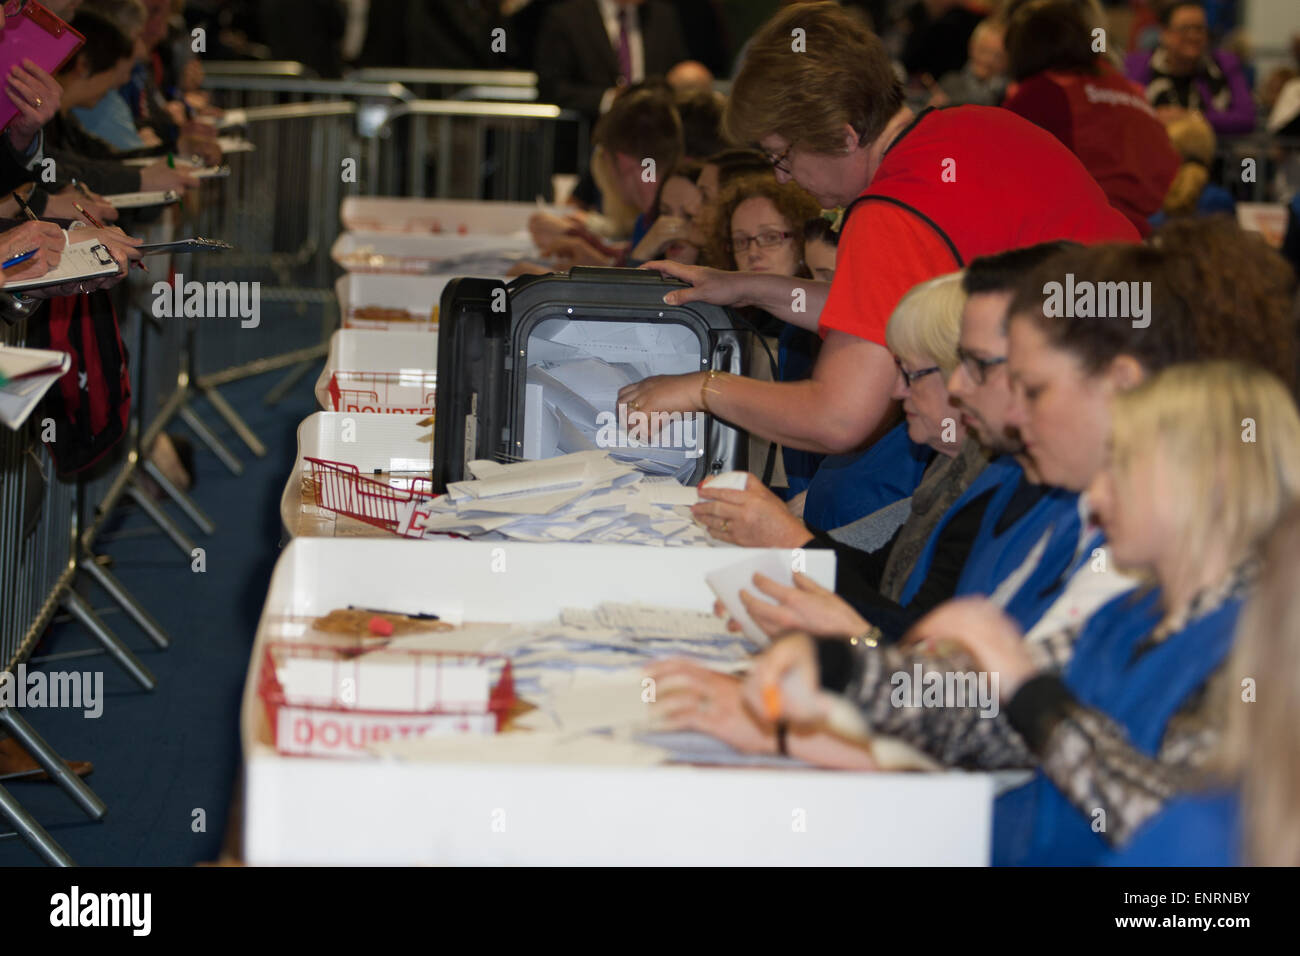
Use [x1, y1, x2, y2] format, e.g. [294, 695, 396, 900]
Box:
[407, 450, 716, 545]
[524, 322, 702, 483]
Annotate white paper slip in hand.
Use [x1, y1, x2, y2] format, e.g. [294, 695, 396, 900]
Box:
[700, 471, 750, 492]
[704, 551, 798, 646]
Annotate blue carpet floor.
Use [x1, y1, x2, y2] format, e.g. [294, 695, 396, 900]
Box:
[0, 365, 320, 866]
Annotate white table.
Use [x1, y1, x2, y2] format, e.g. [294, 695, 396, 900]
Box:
[240, 539, 993, 865]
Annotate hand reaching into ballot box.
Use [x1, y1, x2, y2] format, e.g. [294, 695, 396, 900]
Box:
[616, 369, 708, 424]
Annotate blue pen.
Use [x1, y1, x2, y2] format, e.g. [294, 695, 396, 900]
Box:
[2, 249, 37, 270]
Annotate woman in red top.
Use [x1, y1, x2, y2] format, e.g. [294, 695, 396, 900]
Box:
[1002, 0, 1180, 237]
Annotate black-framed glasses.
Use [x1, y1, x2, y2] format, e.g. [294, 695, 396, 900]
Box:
[729, 230, 793, 253]
[894, 356, 941, 387]
[765, 144, 793, 175]
[956, 346, 1007, 385]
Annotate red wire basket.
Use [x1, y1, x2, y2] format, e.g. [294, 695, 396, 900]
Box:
[327, 369, 437, 415]
[258, 642, 516, 759]
[303, 457, 435, 537]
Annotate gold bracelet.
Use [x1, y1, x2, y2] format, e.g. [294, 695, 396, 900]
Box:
[700, 369, 725, 413]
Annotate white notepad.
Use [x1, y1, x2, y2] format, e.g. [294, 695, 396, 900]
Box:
[0, 344, 70, 430]
[105, 190, 181, 209]
[4, 240, 120, 293]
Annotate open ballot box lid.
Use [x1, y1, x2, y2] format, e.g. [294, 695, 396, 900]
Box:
[314, 329, 438, 415]
[340, 197, 564, 235]
[433, 266, 749, 491]
[240, 539, 993, 866]
[281, 412, 434, 540]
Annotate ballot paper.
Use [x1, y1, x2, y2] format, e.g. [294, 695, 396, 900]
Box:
[3, 240, 119, 292]
[104, 190, 181, 209]
[704, 551, 797, 647]
[0, 345, 70, 429]
[523, 342, 703, 482]
[415, 452, 717, 545]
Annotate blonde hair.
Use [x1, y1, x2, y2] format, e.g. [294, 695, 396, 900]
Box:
[1109, 362, 1300, 600]
[1162, 112, 1215, 216]
[885, 273, 966, 377]
[590, 145, 640, 239]
[1216, 503, 1300, 865]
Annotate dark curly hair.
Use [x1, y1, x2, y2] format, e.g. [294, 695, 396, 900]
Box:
[1148, 215, 1298, 393]
[706, 174, 823, 274]
[1007, 217, 1298, 394]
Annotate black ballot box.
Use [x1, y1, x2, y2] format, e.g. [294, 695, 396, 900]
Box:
[432, 266, 748, 491]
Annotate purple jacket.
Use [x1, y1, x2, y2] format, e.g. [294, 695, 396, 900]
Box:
[1124, 48, 1255, 135]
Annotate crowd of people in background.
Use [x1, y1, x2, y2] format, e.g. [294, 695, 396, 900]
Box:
[483, 0, 1299, 867]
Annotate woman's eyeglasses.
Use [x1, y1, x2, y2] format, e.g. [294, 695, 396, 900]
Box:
[955, 346, 1007, 385]
[729, 230, 793, 253]
[895, 356, 942, 387]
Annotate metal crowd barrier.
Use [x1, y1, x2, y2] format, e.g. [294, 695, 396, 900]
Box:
[378, 100, 588, 200]
[1214, 133, 1300, 203]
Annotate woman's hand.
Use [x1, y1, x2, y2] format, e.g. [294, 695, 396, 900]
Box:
[529, 211, 583, 250]
[541, 235, 613, 270]
[903, 597, 1035, 701]
[616, 371, 708, 424]
[631, 215, 694, 262]
[141, 161, 201, 193]
[735, 571, 870, 640]
[646, 659, 779, 754]
[742, 632, 835, 727]
[639, 259, 750, 308]
[5, 60, 60, 154]
[692, 474, 813, 548]
[45, 188, 119, 225]
[0, 221, 66, 276]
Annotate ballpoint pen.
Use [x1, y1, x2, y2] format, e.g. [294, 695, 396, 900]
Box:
[1, 249, 37, 270]
[13, 191, 38, 221]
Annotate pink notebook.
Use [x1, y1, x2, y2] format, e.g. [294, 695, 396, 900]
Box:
[0, 2, 84, 133]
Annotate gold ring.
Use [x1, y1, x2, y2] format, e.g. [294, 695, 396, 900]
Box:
[629, 400, 640, 411]
[34, 98, 41, 108]
[720, 519, 730, 533]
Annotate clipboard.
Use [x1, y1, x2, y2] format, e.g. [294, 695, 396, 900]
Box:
[137, 237, 233, 255]
[0, 2, 84, 134]
[4, 239, 118, 292]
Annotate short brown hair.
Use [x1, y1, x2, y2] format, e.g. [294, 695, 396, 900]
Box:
[725, 2, 902, 154]
[1005, 0, 1101, 82]
[594, 88, 683, 173]
[707, 174, 822, 273]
